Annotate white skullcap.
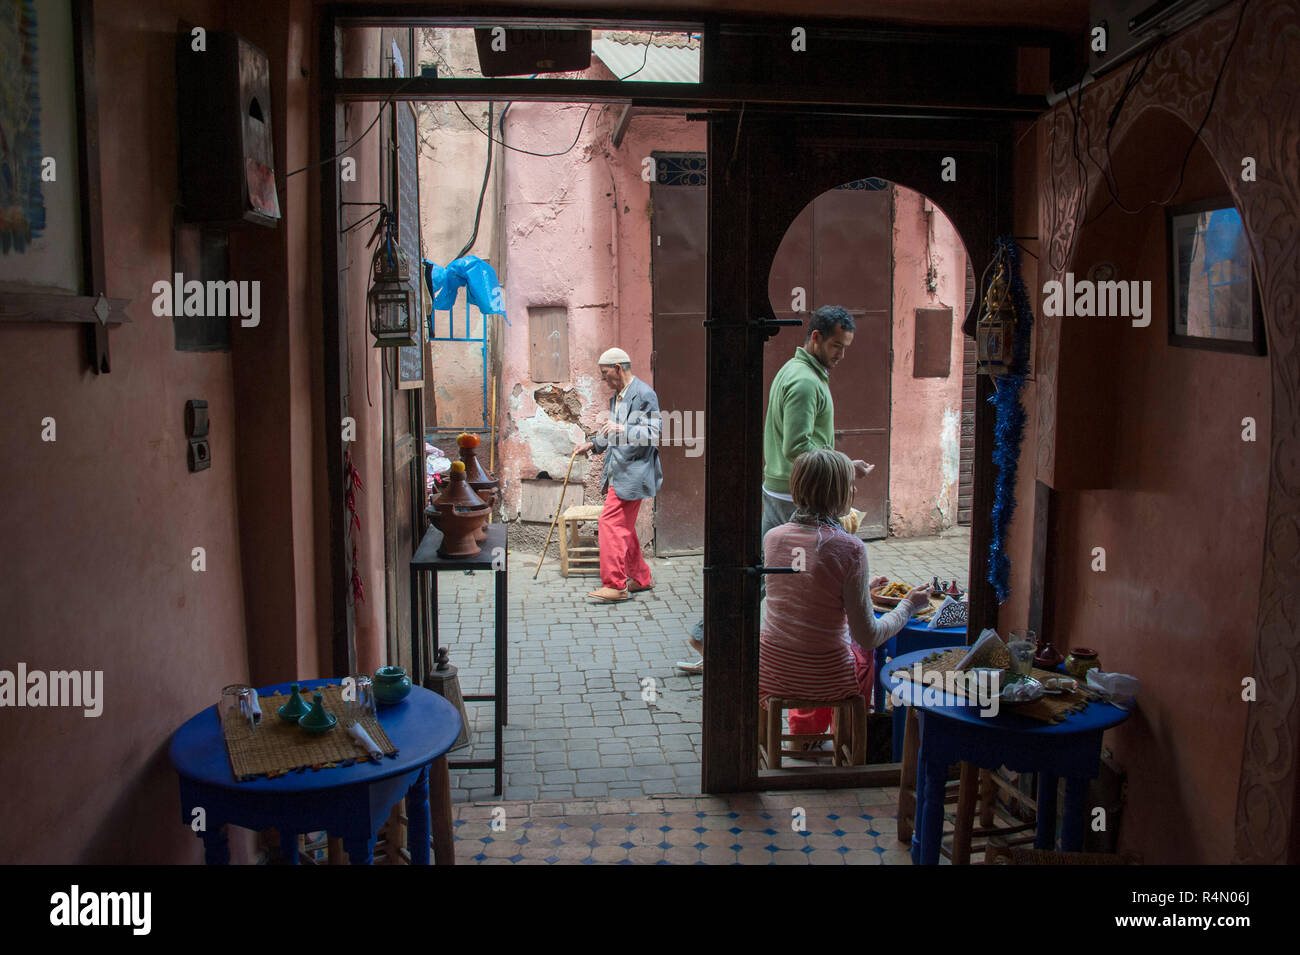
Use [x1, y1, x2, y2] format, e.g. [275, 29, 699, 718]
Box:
[598, 347, 631, 366]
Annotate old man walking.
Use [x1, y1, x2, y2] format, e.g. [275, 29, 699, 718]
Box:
[574, 347, 663, 602]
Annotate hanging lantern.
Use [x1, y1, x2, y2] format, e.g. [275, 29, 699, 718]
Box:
[368, 213, 415, 347]
[976, 260, 1017, 377]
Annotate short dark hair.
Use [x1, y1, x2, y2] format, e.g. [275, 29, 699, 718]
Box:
[807, 305, 855, 341]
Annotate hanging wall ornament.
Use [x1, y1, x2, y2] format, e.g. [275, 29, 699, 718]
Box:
[345, 451, 364, 604]
[984, 236, 1035, 604]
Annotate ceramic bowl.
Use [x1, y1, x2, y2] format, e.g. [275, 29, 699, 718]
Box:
[373, 665, 412, 705]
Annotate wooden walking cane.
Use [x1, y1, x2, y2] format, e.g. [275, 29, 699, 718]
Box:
[534, 447, 580, 579]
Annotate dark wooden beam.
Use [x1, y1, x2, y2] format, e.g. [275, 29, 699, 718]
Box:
[327, 76, 1045, 117]
[0, 295, 129, 325]
[701, 111, 762, 794]
[759, 764, 902, 790]
[320, 10, 355, 679]
[1026, 479, 1053, 637]
[73, 0, 110, 373]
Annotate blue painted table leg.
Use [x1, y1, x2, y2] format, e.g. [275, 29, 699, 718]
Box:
[200, 824, 230, 865]
[1036, 772, 1059, 850]
[279, 828, 300, 864]
[407, 765, 431, 865]
[1061, 777, 1089, 851]
[891, 706, 905, 762]
[343, 834, 374, 865]
[915, 758, 947, 865]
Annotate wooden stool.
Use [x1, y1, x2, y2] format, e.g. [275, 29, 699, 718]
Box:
[759, 696, 867, 769]
[558, 504, 603, 577]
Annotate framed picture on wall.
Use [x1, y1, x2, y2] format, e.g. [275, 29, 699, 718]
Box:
[0, 0, 125, 371]
[1166, 198, 1265, 356]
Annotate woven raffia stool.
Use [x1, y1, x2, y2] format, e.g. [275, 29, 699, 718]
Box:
[759, 696, 867, 769]
[558, 504, 603, 577]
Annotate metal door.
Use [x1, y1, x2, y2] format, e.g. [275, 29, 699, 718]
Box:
[649, 154, 707, 555]
[765, 183, 892, 538]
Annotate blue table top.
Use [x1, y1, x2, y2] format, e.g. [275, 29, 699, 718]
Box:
[872, 609, 965, 635]
[885, 646, 1130, 736]
[169, 679, 462, 794]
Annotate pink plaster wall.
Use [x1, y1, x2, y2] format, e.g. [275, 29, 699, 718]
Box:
[889, 186, 968, 537]
[495, 88, 704, 544]
[339, 30, 391, 676]
[1, 0, 247, 863]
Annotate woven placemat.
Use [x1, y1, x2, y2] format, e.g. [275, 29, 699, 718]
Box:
[223, 684, 399, 781]
[889, 647, 1095, 723]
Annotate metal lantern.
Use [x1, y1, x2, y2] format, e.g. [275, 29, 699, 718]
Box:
[368, 217, 415, 347]
[976, 262, 1017, 377]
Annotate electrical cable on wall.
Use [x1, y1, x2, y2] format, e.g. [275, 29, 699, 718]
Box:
[283, 77, 419, 180]
[449, 30, 655, 160]
[1050, 0, 1250, 270]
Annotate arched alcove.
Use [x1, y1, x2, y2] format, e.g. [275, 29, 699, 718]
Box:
[1047, 105, 1272, 864]
[762, 178, 975, 541]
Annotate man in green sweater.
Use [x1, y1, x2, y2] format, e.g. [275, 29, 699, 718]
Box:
[679, 305, 873, 672]
[760, 304, 873, 541]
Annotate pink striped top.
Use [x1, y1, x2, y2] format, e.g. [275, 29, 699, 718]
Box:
[758, 521, 920, 705]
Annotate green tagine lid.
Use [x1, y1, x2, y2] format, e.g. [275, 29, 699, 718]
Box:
[277, 684, 312, 724]
[298, 692, 338, 734]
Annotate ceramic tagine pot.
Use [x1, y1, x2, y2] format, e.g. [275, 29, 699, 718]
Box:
[457, 432, 497, 541]
[1034, 635, 1065, 669]
[432, 460, 489, 558]
[1065, 647, 1102, 679]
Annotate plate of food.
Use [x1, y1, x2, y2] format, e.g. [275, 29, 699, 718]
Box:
[871, 580, 913, 607]
[998, 676, 1045, 704]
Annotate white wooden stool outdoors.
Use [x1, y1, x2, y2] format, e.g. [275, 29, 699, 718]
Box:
[558, 504, 603, 577]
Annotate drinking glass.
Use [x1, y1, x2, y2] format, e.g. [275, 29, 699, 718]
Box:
[219, 683, 257, 735]
[344, 674, 375, 723]
[1007, 629, 1037, 679]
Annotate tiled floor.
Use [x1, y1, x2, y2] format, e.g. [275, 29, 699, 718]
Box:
[436, 525, 971, 803]
[452, 788, 936, 864]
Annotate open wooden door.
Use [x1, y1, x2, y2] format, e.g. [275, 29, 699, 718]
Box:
[380, 99, 427, 673]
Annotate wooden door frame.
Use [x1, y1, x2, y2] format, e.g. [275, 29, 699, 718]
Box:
[317, 5, 1037, 779]
[702, 113, 1012, 792]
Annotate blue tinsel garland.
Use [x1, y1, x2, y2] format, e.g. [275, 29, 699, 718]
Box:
[986, 236, 1035, 604]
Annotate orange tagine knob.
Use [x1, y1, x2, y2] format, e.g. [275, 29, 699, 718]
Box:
[451, 460, 466, 472]
[456, 432, 480, 449]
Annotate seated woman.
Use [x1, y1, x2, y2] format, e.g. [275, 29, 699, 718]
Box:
[759, 448, 931, 745]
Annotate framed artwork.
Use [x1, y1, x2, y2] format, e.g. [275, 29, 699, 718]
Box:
[1166, 197, 1265, 356]
[0, 0, 126, 372]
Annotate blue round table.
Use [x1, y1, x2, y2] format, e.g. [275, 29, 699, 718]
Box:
[885, 646, 1129, 865]
[872, 614, 968, 759]
[170, 680, 462, 865]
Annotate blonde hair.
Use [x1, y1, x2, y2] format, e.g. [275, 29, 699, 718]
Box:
[789, 449, 854, 521]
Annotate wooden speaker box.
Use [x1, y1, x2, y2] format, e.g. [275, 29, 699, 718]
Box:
[473, 28, 592, 77]
[176, 30, 280, 228]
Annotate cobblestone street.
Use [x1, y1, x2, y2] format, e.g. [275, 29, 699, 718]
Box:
[439, 525, 971, 803]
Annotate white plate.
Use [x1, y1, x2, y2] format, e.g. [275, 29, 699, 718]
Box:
[998, 676, 1044, 704]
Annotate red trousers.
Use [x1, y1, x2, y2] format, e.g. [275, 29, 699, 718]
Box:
[786, 642, 875, 736]
[598, 486, 653, 590]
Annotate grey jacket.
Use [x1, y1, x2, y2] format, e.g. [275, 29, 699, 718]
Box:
[589, 376, 664, 501]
